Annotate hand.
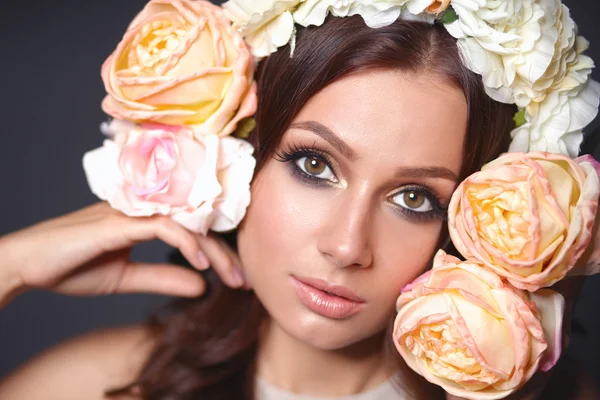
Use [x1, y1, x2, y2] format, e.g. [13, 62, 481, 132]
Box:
[0, 202, 246, 306]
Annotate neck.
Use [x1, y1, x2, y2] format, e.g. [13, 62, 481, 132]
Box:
[255, 317, 394, 397]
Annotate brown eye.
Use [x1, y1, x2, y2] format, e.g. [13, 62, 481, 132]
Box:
[404, 191, 425, 209]
[391, 189, 433, 212]
[295, 156, 336, 182]
[304, 157, 326, 175]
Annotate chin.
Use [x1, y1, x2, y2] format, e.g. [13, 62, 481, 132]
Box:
[247, 268, 394, 351]
[269, 299, 390, 350]
[292, 323, 381, 350]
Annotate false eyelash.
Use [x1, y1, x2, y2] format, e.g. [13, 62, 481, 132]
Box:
[274, 142, 339, 186]
[274, 142, 448, 222]
[389, 185, 449, 223]
[274, 141, 335, 166]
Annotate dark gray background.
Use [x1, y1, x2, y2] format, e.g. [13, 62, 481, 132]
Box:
[1, 0, 599, 387]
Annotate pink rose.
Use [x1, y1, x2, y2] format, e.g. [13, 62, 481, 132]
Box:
[394, 250, 565, 400]
[448, 152, 600, 291]
[101, 0, 257, 137]
[83, 120, 255, 234]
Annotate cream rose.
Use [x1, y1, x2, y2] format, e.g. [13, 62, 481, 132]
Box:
[448, 152, 600, 291]
[443, 0, 599, 156]
[394, 250, 564, 400]
[444, 0, 564, 105]
[101, 0, 257, 137]
[511, 5, 594, 112]
[294, 0, 426, 29]
[294, 0, 354, 27]
[83, 120, 256, 234]
[509, 79, 600, 158]
[223, 0, 303, 58]
[352, 0, 433, 28]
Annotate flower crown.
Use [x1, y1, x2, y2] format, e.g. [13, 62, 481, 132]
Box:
[225, 0, 600, 158]
[82, 1, 600, 399]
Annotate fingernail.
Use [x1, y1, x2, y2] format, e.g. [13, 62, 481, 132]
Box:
[231, 268, 246, 287]
[197, 251, 209, 269]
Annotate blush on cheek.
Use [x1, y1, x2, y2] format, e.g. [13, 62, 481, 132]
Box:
[375, 222, 444, 294]
[238, 162, 329, 276]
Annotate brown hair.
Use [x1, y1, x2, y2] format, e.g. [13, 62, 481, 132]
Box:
[108, 15, 516, 399]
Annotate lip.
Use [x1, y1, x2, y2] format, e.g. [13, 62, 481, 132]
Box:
[291, 275, 365, 320]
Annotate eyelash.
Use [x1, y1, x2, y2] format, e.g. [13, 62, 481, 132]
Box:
[389, 186, 447, 222]
[274, 143, 337, 187]
[274, 143, 448, 222]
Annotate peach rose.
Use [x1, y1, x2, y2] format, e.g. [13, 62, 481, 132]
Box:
[82, 120, 255, 234]
[394, 250, 565, 400]
[448, 152, 600, 291]
[101, 0, 257, 137]
[571, 155, 600, 277]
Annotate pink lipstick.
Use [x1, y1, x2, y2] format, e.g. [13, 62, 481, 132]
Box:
[291, 275, 365, 319]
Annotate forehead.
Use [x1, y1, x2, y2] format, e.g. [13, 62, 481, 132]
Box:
[292, 70, 467, 173]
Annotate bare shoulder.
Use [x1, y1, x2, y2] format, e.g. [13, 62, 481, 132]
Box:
[0, 324, 157, 400]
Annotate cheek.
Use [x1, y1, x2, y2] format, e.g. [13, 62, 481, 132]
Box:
[369, 218, 443, 301]
[237, 162, 327, 276]
[238, 161, 445, 290]
[354, 222, 443, 336]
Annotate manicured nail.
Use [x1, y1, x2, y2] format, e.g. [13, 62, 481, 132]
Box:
[197, 251, 209, 269]
[231, 268, 245, 287]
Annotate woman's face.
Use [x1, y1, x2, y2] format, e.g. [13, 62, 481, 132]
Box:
[237, 69, 468, 350]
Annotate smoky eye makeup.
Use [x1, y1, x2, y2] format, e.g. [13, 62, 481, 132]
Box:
[274, 142, 339, 187]
[274, 141, 449, 222]
[387, 186, 449, 223]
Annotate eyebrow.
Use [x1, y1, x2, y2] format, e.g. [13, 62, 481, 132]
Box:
[395, 166, 458, 182]
[289, 120, 457, 182]
[289, 121, 359, 161]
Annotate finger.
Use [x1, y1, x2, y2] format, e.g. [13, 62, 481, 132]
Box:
[120, 216, 206, 271]
[219, 239, 250, 290]
[115, 262, 206, 297]
[197, 234, 245, 288]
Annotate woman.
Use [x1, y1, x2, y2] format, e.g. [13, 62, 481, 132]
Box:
[0, 4, 597, 400]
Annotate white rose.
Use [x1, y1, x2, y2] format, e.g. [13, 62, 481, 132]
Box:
[346, 0, 407, 28]
[293, 0, 354, 27]
[207, 136, 257, 232]
[351, 0, 438, 28]
[445, 0, 561, 105]
[223, 0, 303, 58]
[293, 0, 435, 29]
[509, 79, 600, 158]
[511, 4, 594, 113]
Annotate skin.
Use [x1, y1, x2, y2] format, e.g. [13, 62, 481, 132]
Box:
[0, 69, 596, 400]
[0, 203, 245, 303]
[238, 69, 467, 395]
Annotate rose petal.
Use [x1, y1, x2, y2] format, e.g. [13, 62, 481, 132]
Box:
[83, 140, 124, 203]
[210, 137, 256, 231]
[530, 289, 565, 372]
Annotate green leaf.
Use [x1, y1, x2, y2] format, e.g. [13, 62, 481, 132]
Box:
[233, 117, 256, 139]
[440, 6, 458, 24]
[513, 109, 527, 128]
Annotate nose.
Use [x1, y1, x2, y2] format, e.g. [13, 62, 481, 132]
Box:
[317, 190, 374, 269]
